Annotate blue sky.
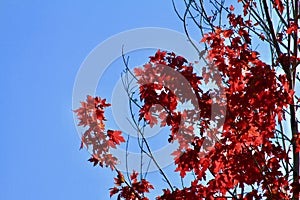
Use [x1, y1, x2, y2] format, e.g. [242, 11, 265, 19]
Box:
[0, 1, 192, 200]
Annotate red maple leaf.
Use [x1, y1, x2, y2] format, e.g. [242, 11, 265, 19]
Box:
[107, 130, 125, 145]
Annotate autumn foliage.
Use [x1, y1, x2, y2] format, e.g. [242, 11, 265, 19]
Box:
[74, 95, 124, 169]
[74, 0, 300, 199]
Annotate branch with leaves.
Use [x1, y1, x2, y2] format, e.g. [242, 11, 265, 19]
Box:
[74, 0, 300, 199]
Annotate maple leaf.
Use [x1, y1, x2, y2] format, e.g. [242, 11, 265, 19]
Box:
[134, 67, 144, 76]
[144, 111, 158, 128]
[107, 130, 125, 145]
[100, 98, 111, 108]
[109, 187, 119, 197]
[95, 109, 105, 122]
[130, 170, 138, 182]
[88, 155, 100, 167]
[223, 29, 234, 38]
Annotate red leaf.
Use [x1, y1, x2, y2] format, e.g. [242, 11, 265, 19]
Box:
[100, 99, 111, 108]
[130, 171, 139, 181]
[109, 187, 120, 197]
[144, 112, 158, 127]
[107, 130, 125, 145]
[274, 0, 284, 14]
[114, 171, 125, 186]
[95, 109, 105, 121]
[223, 29, 234, 38]
[286, 23, 298, 34]
[200, 36, 207, 43]
[88, 155, 100, 167]
[134, 67, 144, 76]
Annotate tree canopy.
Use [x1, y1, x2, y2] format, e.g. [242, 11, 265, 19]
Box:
[74, 0, 300, 199]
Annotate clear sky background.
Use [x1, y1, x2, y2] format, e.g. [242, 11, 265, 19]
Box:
[0, 1, 191, 200]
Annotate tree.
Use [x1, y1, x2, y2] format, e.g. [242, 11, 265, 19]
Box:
[74, 0, 300, 199]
